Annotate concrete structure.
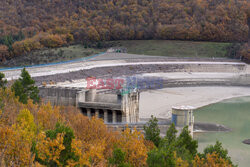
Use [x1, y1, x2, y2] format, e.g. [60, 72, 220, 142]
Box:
[171, 106, 194, 137]
[39, 86, 140, 124]
[39, 86, 80, 106]
[77, 89, 140, 124]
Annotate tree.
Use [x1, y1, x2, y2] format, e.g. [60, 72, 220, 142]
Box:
[119, 127, 148, 167]
[109, 146, 131, 167]
[34, 122, 79, 166]
[2, 109, 37, 166]
[147, 147, 176, 167]
[143, 115, 161, 147]
[39, 34, 66, 48]
[0, 72, 7, 89]
[11, 68, 40, 104]
[37, 103, 63, 130]
[194, 152, 233, 167]
[35, 132, 65, 166]
[147, 124, 196, 167]
[176, 126, 198, 158]
[198, 141, 236, 166]
[87, 26, 100, 41]
[165, 123, 177, 146]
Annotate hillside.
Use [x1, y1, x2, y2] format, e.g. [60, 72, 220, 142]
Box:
[0, 0, 249, 61]
[0, 40, 233, 67]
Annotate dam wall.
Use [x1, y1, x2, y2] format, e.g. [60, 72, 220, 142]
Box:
[39, 86, 80, 106]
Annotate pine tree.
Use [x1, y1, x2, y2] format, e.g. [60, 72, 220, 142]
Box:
[143, 115, 161, 147]
[11, 68, 40, 104]
[165, 123, 177, 146]
[176, 126, 198, 158]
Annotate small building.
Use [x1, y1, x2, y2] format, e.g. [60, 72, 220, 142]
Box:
[107, 47, 127, 53]
[171, 106, 194, 137]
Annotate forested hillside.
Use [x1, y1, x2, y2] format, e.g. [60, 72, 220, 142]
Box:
[0, 0, 249, 60]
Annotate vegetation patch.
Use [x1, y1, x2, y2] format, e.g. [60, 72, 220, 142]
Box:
[110, 40, 233, 58]
[0, 45, 105, 67]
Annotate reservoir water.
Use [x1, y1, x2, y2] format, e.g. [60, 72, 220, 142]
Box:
[194, 96, 250, 167]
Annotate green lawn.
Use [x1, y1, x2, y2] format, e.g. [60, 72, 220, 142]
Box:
[113, 40, 232, 58]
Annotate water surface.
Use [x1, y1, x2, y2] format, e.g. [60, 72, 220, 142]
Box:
[194, 96, 250, 167]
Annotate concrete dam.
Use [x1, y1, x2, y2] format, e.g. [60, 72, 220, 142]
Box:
[36, 55, 250, 135]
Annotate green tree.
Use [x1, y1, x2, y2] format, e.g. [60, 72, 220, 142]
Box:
[165, 123, 177, 146]
[176, 126, 198, 158]
[11, 68, 40, 104]
[0, 72, 7, 89]
[148, 124, 197, 166]
[109, 146, 131, 167]
[198, 141, 236, 167]
[143, 115, 161, 147]
[147, 146, 176, 167]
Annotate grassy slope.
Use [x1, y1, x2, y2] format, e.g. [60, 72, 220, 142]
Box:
[114, 40, 232, 58]
[1, 45, 105, 67]
[0, 40, 233, 68]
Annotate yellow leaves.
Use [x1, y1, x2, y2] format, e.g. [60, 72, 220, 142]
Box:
[176, 157, 189, 167]
[67, 114, 112, 166]
[13, 109, 37, 143]
[118, 127, 148, 167]
[12, 37, 42, 55]
[193, 152, 232, 167]
[0, 126, 13, 150]
[12, 32, 68, 56]
[0, 92, 151, 167]
[1, 122, 35, 166]
[0, 88, 24, 125]
[36, 132, 65, 166]
[39, 34, 67, 48]
[83, 139, 107, 166]
[37, 102, 63, 130]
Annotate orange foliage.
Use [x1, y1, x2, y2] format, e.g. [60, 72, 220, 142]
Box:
[193, 152, 232, 167]
[118, 127, 148, 167]
[0, 109, 36, 166]
[0, 88, 24, 125]
[37, 102, 63, 130]
[12, 38, 42, 56]
[36, 132, 65, 166]
[39, 34, 67, 48]
[66, 112, 117, 165]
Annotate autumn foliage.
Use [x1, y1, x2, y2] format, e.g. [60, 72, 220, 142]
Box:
[0, 0, 249, 60]
[0, 85, 237, 166]
[0, 88, 150, 166]
[193, 152, 232, 167]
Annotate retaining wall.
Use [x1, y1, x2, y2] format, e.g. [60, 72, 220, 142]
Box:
[39, 86, 80, 106]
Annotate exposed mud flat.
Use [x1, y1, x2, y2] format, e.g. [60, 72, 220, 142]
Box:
[243, 139, 250, 145]
[139, 86, 250, 119]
